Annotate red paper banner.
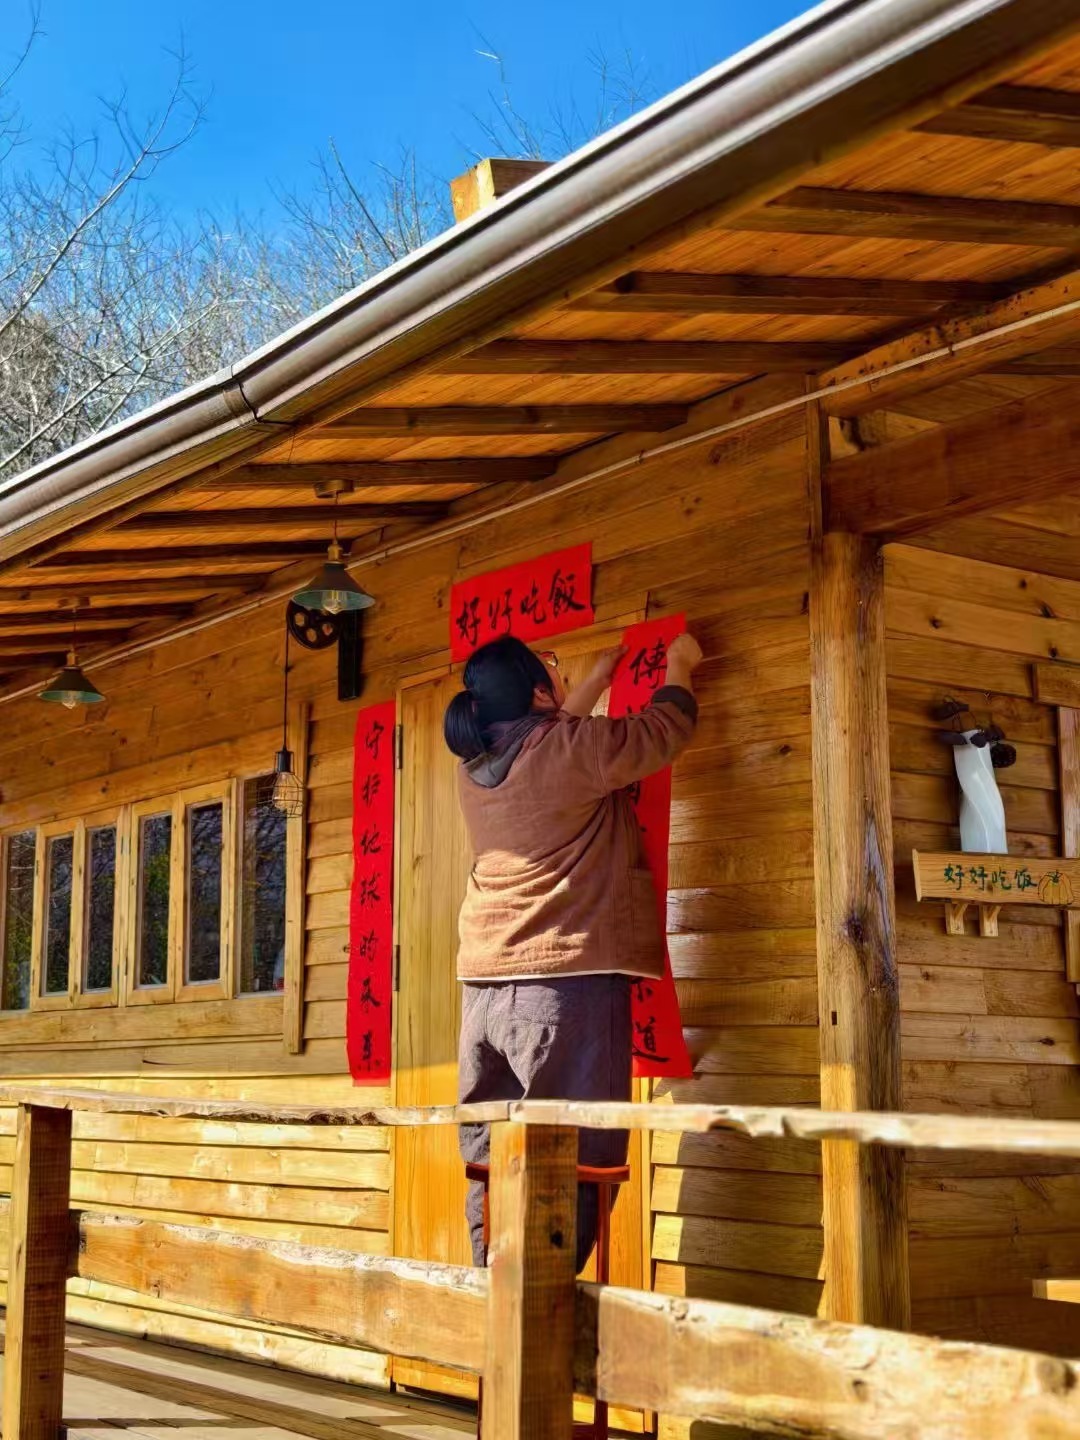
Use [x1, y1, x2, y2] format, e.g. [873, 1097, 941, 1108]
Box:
[347, 699, 396, 1083]
[449, 543, 594, 661]
[609, 615, 693, 1079]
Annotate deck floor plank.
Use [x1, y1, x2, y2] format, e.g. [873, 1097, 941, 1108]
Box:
[0, 1320, 474, 1440]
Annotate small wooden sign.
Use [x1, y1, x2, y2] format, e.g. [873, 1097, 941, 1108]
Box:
[913, 850, 1080, 908]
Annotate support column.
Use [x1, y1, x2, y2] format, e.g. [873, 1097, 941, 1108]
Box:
[3, 1104, 73, 1440]
[483, 1121, 578, 1440]
[810, 525, 910, 1330]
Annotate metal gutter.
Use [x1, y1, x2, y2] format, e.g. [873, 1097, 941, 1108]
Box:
[1, 0, 1078, 561]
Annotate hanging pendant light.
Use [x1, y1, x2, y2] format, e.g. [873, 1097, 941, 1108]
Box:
[292, 495, 375, 616]
[264, 624, 304, 818]
[39, 601, 105, 708]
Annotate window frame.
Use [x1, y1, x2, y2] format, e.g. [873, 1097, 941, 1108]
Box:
[126, 795, 181, 1007]
[74, 805, 126, 1011]
[31, 819, 80, 1011]
[175, 780, 235, 1004]
[0, 739, 303, 1031]
[0, 824, 38, 1016]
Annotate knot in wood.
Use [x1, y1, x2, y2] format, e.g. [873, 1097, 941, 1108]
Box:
[844, 912, 868, 947]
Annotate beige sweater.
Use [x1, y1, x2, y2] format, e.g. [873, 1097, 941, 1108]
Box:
[455, 688, 697, 982]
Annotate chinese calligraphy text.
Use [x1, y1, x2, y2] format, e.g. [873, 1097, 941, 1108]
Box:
[448, 544, 595, 661]
[913, 850, 1080, 910]
[348, 699, 396, 1082]
[609, 614, 692, 1079]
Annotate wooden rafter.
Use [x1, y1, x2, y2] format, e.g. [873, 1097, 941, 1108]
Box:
[120, 503, 448, 532]
[819, 265, 1080, 415]
[919, 84, 1080, 148]
[322, 405, 689, 437]
[0, 648, 67, 665]
[990, 347, 1080, 376]
[0, 607, 189, 629]
[200, 459, 556, 491]
[740, 185, 1080, 247]
[40, 542, 330, 568]
[0, 576, 263, 600]
[0, 630, 129, 654]
[825, 383, 1080, 535]
[572, 272, 1005, 316]
[443, 339, 856, 374]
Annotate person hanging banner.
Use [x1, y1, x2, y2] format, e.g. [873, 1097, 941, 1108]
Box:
[347, 698, 396, 1082]
[609, 614, 693, 1079]
[448, 542, 594, 661]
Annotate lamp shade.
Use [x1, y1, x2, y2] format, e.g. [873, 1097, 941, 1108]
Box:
[267, 747, 304, 818]
[39, 655, 105, 709]
[292, 541, 374, 616]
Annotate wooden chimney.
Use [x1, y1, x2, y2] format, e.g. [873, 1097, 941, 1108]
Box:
[450, 158, 551, 222]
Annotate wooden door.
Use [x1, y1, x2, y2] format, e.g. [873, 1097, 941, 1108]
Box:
[393, 670, 474, 1396]
[392, 640, 649, 1411]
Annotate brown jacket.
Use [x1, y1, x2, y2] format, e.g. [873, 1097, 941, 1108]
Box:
[455, 687, 697, 982]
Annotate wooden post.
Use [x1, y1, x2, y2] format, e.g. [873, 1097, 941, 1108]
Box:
[809, 523, 911, 1330]
[483, 1121, 578, 1440]
[2, 1104, 73, 1440]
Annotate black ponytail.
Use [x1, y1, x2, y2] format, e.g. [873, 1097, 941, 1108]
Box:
[443, 690, 486, 761]
[443, 635, 555, 760]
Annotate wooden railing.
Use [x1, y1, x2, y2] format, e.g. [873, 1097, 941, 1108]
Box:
[3, 1084, 1080, 1438]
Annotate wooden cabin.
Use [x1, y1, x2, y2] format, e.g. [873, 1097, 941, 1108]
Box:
[7, 0, 1080, 1430]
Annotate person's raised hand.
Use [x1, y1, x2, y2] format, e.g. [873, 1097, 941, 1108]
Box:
[588, 645, 628, 689]
[667, 633, 703, 673]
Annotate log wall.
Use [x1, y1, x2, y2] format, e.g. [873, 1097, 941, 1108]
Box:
[8, 428, 1080, 1393]
[0, 406, 825, 1376]
[886, 542, 1080, 1356]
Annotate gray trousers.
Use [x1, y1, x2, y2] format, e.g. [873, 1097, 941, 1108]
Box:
[457, 974, 632, 1272]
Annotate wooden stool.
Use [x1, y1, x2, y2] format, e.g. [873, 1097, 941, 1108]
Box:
[466, 1160, 630, 1440]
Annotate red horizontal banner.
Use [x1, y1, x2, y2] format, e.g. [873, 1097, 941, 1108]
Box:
[449, 543, 594, 661]
[609, 614, 693, 1080]
[347, 699, 396, 1084]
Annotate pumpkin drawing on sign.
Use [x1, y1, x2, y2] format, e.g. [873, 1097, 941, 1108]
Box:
[1038, 870, 1075, 907]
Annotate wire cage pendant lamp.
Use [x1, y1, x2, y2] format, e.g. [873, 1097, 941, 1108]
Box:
[292, 494, 375, 616]
[39, 599, 106, 708]
[265, 624, 304, 818]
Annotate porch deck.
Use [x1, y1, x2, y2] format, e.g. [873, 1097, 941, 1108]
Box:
[0, 1321, 478, 1440]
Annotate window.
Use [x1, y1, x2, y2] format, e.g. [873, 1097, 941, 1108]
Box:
[83, 823, 118, 998]
[238, 778, 287, 994]
[0, 764, 299, 1019]
[1, 830, 35, 1011]
[135, 806, 173, 995]
[42, 832, 74, 1000]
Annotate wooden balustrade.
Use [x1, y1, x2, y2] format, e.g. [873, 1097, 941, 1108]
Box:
[3, 1090, 1080, 1439]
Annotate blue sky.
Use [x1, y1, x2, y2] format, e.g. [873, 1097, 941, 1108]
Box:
[8, 0, 809, 222]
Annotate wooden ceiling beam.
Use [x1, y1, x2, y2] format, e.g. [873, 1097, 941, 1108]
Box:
[443, 339, 856, 374]
[0, 577, 263, 601]
[0, 607, 190, 630]
[322, 405, 689, 437]
[739, 186, 1080, 248]
[819, 266, 1080, 417]
[40, 542, 329, 569]
[199, 459, 555, 492]
[0, 653, 62, 669]
[989, 348, 1080, 376]
[825, 383, 1080, 536]
[120, 503, 448, 533]
[572, 272, 1005, 316]
[919, 85, 1080, 148]
[0, 630, 131, 655]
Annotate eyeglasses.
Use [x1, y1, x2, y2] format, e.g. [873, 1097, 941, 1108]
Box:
[538, 650, 559, 669]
